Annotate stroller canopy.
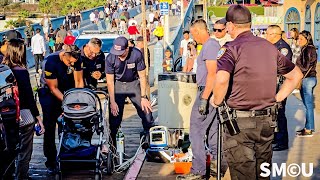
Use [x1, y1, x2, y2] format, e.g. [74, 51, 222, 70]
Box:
[62, 88, 98, 119]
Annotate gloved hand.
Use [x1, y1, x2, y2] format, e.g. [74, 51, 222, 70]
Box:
[198, 98, 208, 115]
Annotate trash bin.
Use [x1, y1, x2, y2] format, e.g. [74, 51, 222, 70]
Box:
[158, 72, 197, 130]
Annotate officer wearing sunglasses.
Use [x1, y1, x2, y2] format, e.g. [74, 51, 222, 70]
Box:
[79, 38, 106, 89]
[211, 18, 233, 47]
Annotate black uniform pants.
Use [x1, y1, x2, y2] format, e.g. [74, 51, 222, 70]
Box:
[223, 116, 275, 180]
[34, 54, 44, 73]
[274, 99, 288, 147]
[39, 89, 62, 169]
[109, 80, 155, 146]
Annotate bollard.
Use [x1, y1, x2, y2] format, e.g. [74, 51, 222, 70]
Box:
[318, 43, 320, 61]
[153, 41, 164, 86]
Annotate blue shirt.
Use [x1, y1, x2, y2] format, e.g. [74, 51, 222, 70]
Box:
[105, 47, 146, 82]
[196, 38, 220, 86]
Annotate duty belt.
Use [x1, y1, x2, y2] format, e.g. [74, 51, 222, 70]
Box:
[235, 108, 274, 118]
[198, 86, 205, 91]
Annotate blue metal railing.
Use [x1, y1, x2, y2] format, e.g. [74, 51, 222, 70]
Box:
[170, 0, 194, 60]
[0, 5, 142, 41]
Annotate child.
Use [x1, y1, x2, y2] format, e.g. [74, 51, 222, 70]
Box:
[48, 29, 56, 53]
[128, 22, 140, 40]
[162, 49, 173, 72]
[183, 41, 197, 72]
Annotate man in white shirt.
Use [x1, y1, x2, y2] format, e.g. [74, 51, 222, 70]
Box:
[128, 17, 138, 26]
[31, 28, 46, 74]
[90, 11, 96, 24]
[211, 18, 233, 46]
[148, 11, 155, 29]
[180, 30, 193, 67]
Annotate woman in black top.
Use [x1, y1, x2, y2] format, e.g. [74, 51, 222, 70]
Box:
[295, 30, 318, 137]
[76, 10, 82, 29]
[2, 39, 45, 179]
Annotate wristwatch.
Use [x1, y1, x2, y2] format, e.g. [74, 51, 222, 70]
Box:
[141, 95, 148, 99]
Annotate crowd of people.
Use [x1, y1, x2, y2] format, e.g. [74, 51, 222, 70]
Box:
[0, 2, 318, 180]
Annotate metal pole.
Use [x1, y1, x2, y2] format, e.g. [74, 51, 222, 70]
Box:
[181, 0, 184, 26]
[217, 120, 222, 180]
[164, 14, 170, 47]
[141, 0, 150, 96]
[203, 0, 207, 22]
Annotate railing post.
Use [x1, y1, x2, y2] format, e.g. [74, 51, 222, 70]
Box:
[153, 41, 164, 86]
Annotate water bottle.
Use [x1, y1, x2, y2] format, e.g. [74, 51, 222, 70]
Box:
[116, 129, 125, 165]
[34, 124, 42, 136]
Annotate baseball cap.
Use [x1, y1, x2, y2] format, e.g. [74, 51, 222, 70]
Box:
[63, 44, 81, 59]
[226, 5, 251, 24]
[110, 36, 128, 56]
[136, 36, 143, 41]
[64, 36, 76, 45]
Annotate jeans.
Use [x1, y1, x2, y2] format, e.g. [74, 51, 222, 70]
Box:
[16, 123, 35, 179]
[300, 77, 317, 130]
[190, 90, 218, 176]
[34, 54, 44, 73]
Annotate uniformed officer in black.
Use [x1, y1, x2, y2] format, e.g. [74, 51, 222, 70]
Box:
[266, 25, 293, 151]
[212, 5, 303, 179]
[80, 38, 106, 89]
[105, 36, 154, 147]
[39, 44, 83, 174]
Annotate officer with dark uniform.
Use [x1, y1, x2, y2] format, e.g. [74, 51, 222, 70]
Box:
[212, 5, 303, 179]
[266, 25, 293, 151]
[177, 19, 221, 180]
[80, 38, 106, 89]
[39, 44, 83, 174]
[105, 36, 154, 147]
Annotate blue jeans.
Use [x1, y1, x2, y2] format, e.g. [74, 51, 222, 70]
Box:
[300, 77, 317, 130]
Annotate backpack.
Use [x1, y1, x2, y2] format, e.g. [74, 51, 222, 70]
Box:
[0, 64, 20, 152]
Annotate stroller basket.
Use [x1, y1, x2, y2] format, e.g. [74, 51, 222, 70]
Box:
[62, 89, 99, 119]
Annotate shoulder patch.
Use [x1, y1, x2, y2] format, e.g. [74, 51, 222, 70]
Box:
[44, 71, 52, 76]
[280, 48, 288, 56]
[217, 48, 226, 60]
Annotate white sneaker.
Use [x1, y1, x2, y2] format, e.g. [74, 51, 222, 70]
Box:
[292, 89, 300, 94]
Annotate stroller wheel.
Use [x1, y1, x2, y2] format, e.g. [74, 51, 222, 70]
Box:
[104, 151, 114, 175]
[55, 172, 62, 180]
[95, 172, 102, 180]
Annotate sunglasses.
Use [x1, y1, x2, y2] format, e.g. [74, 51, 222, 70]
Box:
[213, 28, 225, 33]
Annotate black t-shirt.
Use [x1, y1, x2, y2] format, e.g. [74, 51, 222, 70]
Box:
[80, 46, 106, 88]
[44, 51, 82, 93]
[274, 38, 293, 61]
[105, 47, 146, 82]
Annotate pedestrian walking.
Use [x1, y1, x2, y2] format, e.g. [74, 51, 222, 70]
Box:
[31, 28, 46, 74]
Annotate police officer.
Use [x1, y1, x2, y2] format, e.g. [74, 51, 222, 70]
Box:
[212, 5, 302, 179]
[39, 44, 83, 174]
[80, 38, 105, 89]
[105, 36, 154, 148]
[266, 25, 293, 151]
[177, 19, 221, 180]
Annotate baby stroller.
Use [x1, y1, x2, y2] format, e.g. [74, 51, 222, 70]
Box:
[55, 88, 114, 180]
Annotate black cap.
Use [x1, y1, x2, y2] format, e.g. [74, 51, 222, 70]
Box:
[226, 5, 251, 24]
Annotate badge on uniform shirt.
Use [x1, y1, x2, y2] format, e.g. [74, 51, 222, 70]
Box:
[45, 71, 52, 76]
[216, 48, 226, 60]
[280, 48, 288, 56]
[127, 63, 135, 69]
[96, 64, 102, 69]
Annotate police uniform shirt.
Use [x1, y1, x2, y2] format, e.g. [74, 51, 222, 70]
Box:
[274, 38, 293, 61]
[44, 51, 82, 93]
[80, 46, 105, 87]
[105, 47, 146, 82]
[216, 31, 295, 110]
[196, 38, 220, 86]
